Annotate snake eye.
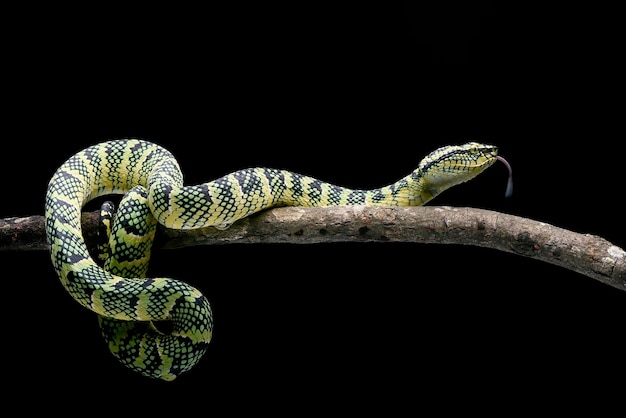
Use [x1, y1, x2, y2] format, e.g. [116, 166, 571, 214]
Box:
[467, 143, 480, 154]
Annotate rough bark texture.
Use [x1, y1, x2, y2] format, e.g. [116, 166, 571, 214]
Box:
[2, 206, 625, 291]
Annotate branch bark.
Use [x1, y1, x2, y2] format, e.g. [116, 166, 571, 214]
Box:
[2, 206, 625, 292]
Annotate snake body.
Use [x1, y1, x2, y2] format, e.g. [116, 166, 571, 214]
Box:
[45, 139, 502, 380]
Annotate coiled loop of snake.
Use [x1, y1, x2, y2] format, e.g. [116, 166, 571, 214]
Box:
[44, 139, 508, 380]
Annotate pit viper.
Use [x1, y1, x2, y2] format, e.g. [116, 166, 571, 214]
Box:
[44, 139, 511, 380]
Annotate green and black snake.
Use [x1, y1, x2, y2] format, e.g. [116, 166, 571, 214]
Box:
[45, 139, 512, 380]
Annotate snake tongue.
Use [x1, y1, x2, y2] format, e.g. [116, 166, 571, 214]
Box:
[496, 156, 513, 198]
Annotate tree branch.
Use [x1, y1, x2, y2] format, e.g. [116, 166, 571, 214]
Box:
[2, 206, 625, 291]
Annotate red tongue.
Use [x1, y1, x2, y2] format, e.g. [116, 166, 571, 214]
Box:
[496, 156, 513, 198]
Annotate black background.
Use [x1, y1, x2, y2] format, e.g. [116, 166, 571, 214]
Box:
[2, 3, 624, 412]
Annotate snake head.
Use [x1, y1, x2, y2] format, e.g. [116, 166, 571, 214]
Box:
[416, 142, 500, 200]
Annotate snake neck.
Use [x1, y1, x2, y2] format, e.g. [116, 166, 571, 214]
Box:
[273, 170, 433, 207]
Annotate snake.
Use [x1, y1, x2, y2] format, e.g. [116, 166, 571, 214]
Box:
[44, 139, 512, 380]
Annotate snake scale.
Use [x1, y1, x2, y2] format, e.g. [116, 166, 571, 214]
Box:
[45, 139, 511, 380]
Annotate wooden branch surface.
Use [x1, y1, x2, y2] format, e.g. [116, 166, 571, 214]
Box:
[1, 206, 625, 291]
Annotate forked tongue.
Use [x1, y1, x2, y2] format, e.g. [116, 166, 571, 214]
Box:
[496, 156, 513, 198]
